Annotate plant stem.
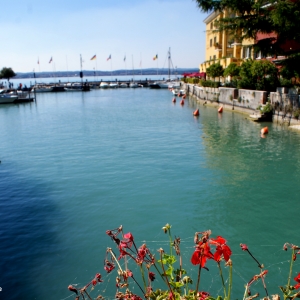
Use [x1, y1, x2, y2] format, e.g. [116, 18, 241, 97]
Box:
[109, 248, 123, 272]
[159, 251, 174, 296]
[246, 249, 262, 268]
[131, 275, 146, 297]
[242, 285, 249, 300]
[261, 274, 269, 297]
[196, 261, 202, 294]
[217, 262, 227, 299]
[168, 228, 173, 256]
[285, 248, 296, 300]
[228, 264, 232, 300]
[140, 264, 147, 291]
[179, 254, 182, 280]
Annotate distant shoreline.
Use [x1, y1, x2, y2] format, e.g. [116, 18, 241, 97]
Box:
[14, 68, 198, 79]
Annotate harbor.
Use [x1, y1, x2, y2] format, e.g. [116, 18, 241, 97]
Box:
[1, 88, 300, 299]
[0, 76, 183, 104]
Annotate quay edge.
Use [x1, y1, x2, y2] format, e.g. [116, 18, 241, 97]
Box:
[182, 83, 300, 127]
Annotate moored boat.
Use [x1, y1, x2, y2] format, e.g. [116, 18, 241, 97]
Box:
[119, 83, 128, 88]
[109, 83, 119, 88]
[0, 89, 18, 104]
[100, 82, 109, 89]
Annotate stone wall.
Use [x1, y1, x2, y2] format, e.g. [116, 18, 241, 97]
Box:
[185, 84, 267, 110]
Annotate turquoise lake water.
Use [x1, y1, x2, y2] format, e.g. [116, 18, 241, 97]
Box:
[1, 88, 300, 299]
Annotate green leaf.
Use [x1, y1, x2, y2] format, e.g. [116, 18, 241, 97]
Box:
[165, 266, 174, 279]
[170, 281, 184, 288]
[161, 253, 176, 265]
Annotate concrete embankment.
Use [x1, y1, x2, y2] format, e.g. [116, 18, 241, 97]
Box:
[182, 83, 300, 128]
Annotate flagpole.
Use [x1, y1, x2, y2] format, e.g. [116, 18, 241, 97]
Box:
[140, 52, 142, 76]
[156, 55, 158, 76]
[66, 55, 69, 82]
[125, 54, 127, 76]
[95, 58, 98, 81]
[110, 58, 112, 79]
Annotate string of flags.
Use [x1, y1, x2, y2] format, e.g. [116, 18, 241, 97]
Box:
[37, 54, 158, 64]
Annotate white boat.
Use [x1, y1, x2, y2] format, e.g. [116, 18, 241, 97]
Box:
[169, 81, 181, 89]
[0, 89, 18, 103]
[64, 82, 87, 92]
[31, 85, 53, 93]
[129, 82, 139, 88]
[100, 82, 109, 89]
[16, 90, 29, 99]
[172, 89, 185, 96]
[119, 83, 128, 88]
[109, 83, 118, 88]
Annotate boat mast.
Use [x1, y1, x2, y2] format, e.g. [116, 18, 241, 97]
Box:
[80, 54, 83, 86]
[168, 47, 171, 81]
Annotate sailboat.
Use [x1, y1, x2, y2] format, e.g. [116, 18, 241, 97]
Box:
[65, 55, 90, 91]
[129, 55, 139, 88]
[149, 47, 179, 89]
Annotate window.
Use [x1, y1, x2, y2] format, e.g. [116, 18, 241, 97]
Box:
[210, 22, 213, 30]
[213, 55, 216, 60]
[243, 47, 251, 58]
[210, 39, 212, 47]
[214, 37, 217, 44]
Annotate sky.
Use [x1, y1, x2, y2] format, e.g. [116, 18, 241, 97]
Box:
[1, 0, 207, 73]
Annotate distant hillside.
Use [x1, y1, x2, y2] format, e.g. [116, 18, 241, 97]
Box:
[14, 68, 198, 79]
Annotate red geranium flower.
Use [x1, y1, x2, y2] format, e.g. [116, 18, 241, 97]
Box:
[210, 236, 232, 262]
[294, 273, 300, 289]
[104, 260, 115, 273]
[95, 273, 103, 282]
[198, 291, 210, 300]
[240, 243, 248, 251]
[191, 241, 214, 267]
[149, 271, 156, 281]
[68, 285, 78, 295]
[137, 244, 148, 262]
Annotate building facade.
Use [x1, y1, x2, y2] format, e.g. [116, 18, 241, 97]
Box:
[200, 10, 255, 74]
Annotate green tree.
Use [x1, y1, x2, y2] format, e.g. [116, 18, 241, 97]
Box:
[224, 63, 240, 81]
[193, 0, 300, 56]
[280, 54, 300, 80]
[0, 67, 16, 84]
[206, 63, 224, 82]
[251, 60, 278, 91]
[238, 59, 256, 89]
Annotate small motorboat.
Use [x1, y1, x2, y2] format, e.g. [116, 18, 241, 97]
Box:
[172, 89, 185, 97]
[119, 83, 128, 88]
[129, 82, 139, 88]
[100, 82, 109, 89]
[0, 89, 18, 104]
[109, 83, 119, 88]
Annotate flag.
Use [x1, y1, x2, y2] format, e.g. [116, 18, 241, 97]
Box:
[153, 54, 158, 60]
[107, 54, 111, 61]
[124, 55, 126, 62]
[49, 57, 53, 63]
[90, 55, 96, 60]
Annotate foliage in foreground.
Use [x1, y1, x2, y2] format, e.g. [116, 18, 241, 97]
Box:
[67, 225, 300, 300]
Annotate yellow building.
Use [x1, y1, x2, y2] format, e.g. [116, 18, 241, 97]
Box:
[200, 10, 254, 74]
